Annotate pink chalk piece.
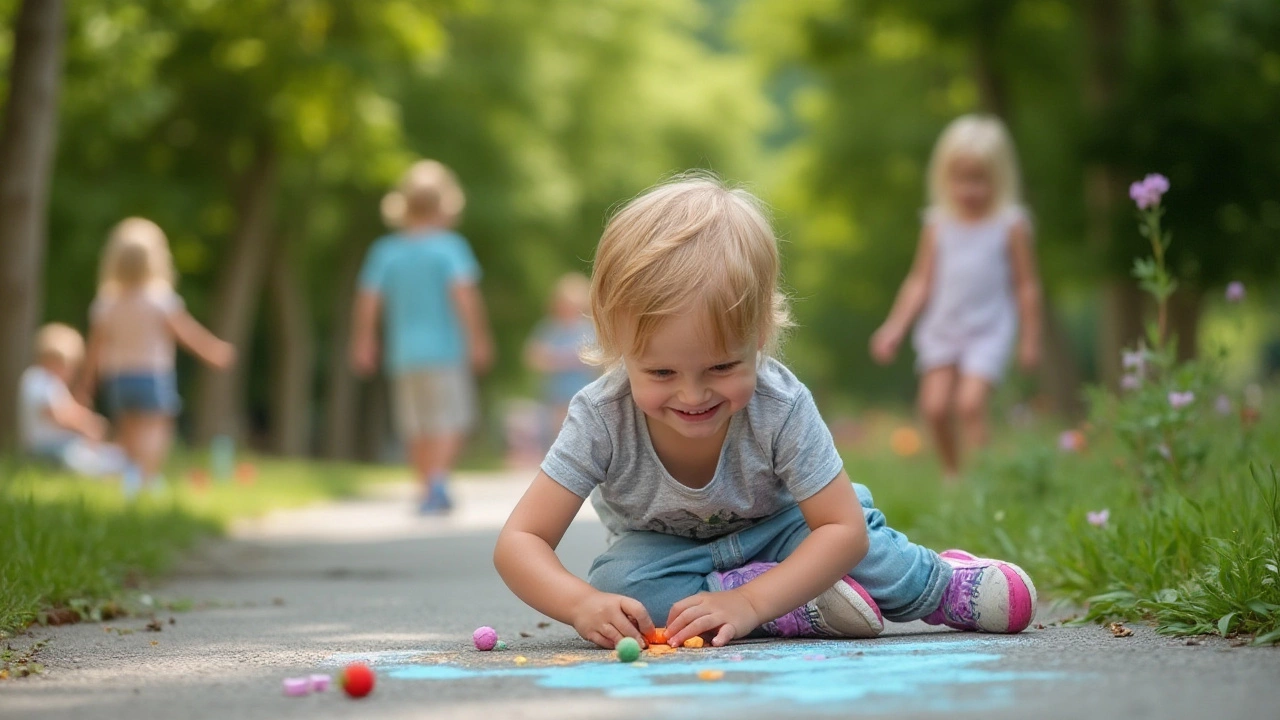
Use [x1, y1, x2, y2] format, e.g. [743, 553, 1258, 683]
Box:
[803, 654, 826, 661]
[282, 677, 311, 697]
[308, 674, 331, 692]
[473, 625, 499, 651]
[728, 654, 745, 661]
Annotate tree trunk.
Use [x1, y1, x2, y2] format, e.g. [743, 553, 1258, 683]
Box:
[191, 143, 278, 445]
[321, 232, 370, 461]
[266, 237, 315, 457]
[0, 0, 65, 451]
[1084, 0, 1131, 388]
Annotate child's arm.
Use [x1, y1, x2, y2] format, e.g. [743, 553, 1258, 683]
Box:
[166, 311, 236, 370]
[870, 225, 937, 365]
[1008, 220, 1042, 371]
[46, 392, 109, 442]
[350, 289, 381, 377]
[451, 282, 495, 375]
[75, 322, 102, 405]
[665, 472, 868, 648]
[494, 471, 656, 649]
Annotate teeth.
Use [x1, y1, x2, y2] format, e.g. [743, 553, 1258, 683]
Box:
[681, 407, 711, 415]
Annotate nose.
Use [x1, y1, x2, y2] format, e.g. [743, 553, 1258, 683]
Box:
[677, 378, 710, 406]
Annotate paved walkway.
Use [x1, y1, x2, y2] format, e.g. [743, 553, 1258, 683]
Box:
[3, 471, 1278, 719]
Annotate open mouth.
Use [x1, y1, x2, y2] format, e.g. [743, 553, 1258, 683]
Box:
[671, 402, 723, 422]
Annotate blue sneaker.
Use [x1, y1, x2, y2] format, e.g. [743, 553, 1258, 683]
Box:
[417, 482, 454, 516]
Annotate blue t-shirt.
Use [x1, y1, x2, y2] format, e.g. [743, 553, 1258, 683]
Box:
[357, 230, 481, 373]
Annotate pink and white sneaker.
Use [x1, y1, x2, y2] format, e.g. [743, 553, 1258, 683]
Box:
[709, 562, 884, 639]
[923, 549, 1037, 634]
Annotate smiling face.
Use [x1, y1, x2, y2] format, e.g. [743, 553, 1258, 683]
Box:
[623, 310, 759, 449]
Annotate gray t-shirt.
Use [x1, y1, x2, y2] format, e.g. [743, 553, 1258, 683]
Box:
[541, 357, 843, 542]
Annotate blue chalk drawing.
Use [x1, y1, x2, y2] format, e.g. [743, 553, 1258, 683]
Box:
[383, 639, 1071, 713]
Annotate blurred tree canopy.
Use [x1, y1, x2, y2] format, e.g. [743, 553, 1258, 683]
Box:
[0, 0, 1276, 455]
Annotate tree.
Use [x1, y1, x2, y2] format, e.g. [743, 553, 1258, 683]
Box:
[0, 0, 65, 451]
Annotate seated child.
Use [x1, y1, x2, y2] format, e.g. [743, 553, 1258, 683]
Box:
[494, 175, 1036, 649]
[19, 323, 129, 477]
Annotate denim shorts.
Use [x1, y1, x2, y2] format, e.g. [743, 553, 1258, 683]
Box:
[102, 372, 181, 416]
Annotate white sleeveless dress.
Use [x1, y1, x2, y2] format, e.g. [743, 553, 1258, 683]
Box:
[912, 204, 1026, 382]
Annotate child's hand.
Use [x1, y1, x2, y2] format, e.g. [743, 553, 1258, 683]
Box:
[869, 324, 903, 365]
[209, 340, 237, 371]
[570, 592, 654, 649]
[665, 589, 760, 648]
[1018, 338, 1040, 372]
[470, 338, 494, 375]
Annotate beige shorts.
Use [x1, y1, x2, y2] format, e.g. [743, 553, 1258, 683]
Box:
[392, 367, 477, 438]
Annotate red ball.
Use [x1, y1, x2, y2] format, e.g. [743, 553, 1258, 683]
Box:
[339, 663, 375, 698]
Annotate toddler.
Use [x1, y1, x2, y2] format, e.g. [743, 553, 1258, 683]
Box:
[80, 218, 235, 495]
[524, 272, 599, 448]
[871, 115, 1043, 481]
[495, 175, 1036, 649]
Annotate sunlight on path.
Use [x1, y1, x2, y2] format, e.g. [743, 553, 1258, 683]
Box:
[230, 470, 597, 543]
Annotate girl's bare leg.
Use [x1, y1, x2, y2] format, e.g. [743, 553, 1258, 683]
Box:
[955, 374, 994, 449]
[918, 366, 960, 482]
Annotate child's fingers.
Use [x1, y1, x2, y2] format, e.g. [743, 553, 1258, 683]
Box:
[666, 604, 712, 645]
[664, 593, 703, 628]
[598, 622, 624, 649]
[711, 624, 736, 647]
[609, 610, 645, 645]
[670, 614, 725, 646]
[619, 597, 655, 635]
[585, 631, 611, 649]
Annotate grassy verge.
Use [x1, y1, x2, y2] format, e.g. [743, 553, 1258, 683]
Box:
[844, 395, 1280, 645]
[0, 456, 400, 636]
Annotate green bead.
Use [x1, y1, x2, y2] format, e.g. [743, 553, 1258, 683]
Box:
[616, 637, 641, 663]
[495, 640, 508, 651]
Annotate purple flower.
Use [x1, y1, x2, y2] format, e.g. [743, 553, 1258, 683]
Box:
[1129, 173, 1170, 210]
[1121, 374, 1142, 391]
[1087, 509, 1110, 527]
[1225, 281, 1246, 303]
[1215, 394, 1232, 416]
[1122, 349, 1146, 371]
[1058, 430, 1084, 453]
[1168, 391, 1195, 409]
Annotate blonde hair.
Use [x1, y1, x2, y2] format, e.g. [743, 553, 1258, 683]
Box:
[927, 114, 1022, 213]
[35, 323, 84, 367]
[587, 173, 792, 367]
[381, 160, 466, 229]
[98, 217, 176, 295]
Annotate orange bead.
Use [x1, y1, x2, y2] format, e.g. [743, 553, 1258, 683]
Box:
[682, 636, 704, 648]
[645, 627, 668, 645]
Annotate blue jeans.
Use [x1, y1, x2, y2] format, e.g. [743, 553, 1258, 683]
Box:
[587, 483, 951, 625]
[102, 372, 181, 416]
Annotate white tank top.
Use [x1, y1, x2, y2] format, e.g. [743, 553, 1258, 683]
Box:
[915, 204, 1026, 341]
[90, 285, 184, 374]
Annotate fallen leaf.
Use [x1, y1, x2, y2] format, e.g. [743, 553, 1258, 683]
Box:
[145, 619, 163, 632]
[149, 641, 158, 647]
[1107, 622, 1134, 638]
[536, 621, 551, 629]
[519, 632, 532, 638]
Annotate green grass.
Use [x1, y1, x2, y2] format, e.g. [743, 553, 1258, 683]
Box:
[842, 394, 1280, 645]
[0, 456, 400, 636]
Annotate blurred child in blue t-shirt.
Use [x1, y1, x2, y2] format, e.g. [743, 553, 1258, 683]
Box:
[351, 160, 494, 515]
[524, 272, 598, 448]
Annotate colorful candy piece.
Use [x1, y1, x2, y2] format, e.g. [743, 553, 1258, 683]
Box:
[646, 643, 676, 656]
[494, 640, 508, 651]
[308, 674, 331, 692]
[339, 663, 375, 698]
[514, 656, 529, 665]
[473, 626, 499, 651]
[645, 627, 668, 645]
[282, 677, 311, 697]
[682, 636, 704, 649]
[698, 669, 725, 681]
[615, 637, 641, 663]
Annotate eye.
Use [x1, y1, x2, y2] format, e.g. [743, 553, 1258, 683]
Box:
[710, 362, 741, 373]
[646, 369, 674, 378]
